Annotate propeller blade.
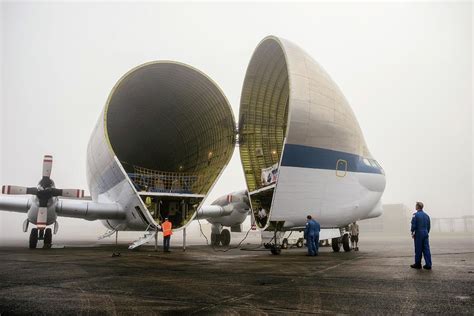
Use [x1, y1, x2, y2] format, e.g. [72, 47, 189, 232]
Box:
[42, 155, 53, 178]
[36, 207, 48, 229]
[59, 189, 85, 198]
[1, 185, 35, 195]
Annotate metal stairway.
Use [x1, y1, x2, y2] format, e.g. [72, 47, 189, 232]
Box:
[98, 229, 116, 240]
[128, 230, 157, 250]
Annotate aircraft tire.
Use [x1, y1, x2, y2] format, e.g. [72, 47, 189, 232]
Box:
[220, 229, 231, 246]
[210, 233, 220, 246]
[43, 228, 52, 249]
[331, 237, 340, 252]
[29, 228, 38, 249]
[296, 238, 304, 248]
[281, 238, 289, 249]
[342, 234, 351, 252]
[270, 245, 281, 255]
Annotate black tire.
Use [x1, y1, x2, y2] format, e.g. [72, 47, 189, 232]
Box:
[296, 239, 304, 248]
[29, 228, 38, 249]
[342, 234, 351, 252]
[331, 237, 340, 252]
[220, 229, 231, 246]
[43, 228, 52, 249]
[281, 238, 289, 249]
[210, 233, 220, 246]
[263, 243, 271, 249]
[270, 245, 281, 255]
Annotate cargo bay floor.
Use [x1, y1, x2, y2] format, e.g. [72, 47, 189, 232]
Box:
[0, 234, 472, 314]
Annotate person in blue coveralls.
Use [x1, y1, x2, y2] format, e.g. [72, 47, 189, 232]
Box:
[410, 202, 432, 270]
[304, 215, 321, 256]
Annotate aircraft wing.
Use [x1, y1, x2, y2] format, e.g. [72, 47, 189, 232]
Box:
[56, 199, 126, 221]
[0, 195, 31, 213]
[0, 195, 125, 221]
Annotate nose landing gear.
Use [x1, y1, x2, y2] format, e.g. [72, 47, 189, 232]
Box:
[28, 227, 52, 249]
[29, 228, 38, 249]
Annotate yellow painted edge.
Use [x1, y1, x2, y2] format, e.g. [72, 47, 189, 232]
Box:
[336, 159, 348, 177]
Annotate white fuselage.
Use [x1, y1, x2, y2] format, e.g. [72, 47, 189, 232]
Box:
[86, 112, 156, 231]
[270, 166, 385, 229]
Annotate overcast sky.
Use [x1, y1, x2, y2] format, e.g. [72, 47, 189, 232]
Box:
[0, 1, 472, 240]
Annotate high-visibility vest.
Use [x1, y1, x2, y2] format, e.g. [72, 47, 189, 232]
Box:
[162, 221, 173, 237]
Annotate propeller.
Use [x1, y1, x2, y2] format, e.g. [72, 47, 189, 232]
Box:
[1, 155, 85, 228]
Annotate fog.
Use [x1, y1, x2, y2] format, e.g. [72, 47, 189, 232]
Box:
[0, 1, 472, 242]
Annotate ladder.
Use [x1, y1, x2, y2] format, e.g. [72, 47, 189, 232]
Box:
[128, 227, 157, 250]
[98, 229, 116, 240]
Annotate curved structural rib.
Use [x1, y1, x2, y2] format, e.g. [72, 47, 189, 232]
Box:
[87, 61, 235, 231]
[239, 36, 386, 229]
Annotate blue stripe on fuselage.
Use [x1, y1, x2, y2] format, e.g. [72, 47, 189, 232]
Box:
[281, 144, 384, 174]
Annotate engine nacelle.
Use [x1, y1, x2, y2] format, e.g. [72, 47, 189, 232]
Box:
[199, 190, 250, 228]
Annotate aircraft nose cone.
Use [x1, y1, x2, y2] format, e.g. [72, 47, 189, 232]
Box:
[358, 173, 386, 193]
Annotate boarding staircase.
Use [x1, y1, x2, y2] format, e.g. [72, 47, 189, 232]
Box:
[128, 226, 157, 250]
[97, 229, 116, 240]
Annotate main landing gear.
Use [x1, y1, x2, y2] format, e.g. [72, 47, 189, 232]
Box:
[331, 233, 351, 253]
[262, 233, 282, 255]
[29, 227, 52, 249]
[210, 228, 231, 247]
[268, 222, 286, 255]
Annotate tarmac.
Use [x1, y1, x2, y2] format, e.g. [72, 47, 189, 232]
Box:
[0, 233, 472, 315]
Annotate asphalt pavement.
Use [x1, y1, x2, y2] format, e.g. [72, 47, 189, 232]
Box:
[0, 233, 472, 314]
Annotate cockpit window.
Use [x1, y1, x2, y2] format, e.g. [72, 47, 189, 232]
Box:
[369, 160, 378, 168]
[363, 158, 371, 166]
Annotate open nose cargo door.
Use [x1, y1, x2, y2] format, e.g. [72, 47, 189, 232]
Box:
[238, 36, 373, 230]
[104, 61, 236, 230]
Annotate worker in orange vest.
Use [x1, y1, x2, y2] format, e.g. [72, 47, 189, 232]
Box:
[162, 218, 173, 252]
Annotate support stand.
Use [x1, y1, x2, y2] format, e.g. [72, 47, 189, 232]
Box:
[112, 231, 121, 257]
[183, 227, 186, 252]
[155, 228, 158, 252]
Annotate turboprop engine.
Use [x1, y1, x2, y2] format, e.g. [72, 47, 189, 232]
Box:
[197, 190, 251, 246]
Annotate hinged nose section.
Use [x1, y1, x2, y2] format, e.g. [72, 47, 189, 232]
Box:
[105, 61, 236, 229]
[238, 37, 290, 229]
[238, 36, 380, 230]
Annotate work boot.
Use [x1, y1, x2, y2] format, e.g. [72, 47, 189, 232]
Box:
[423, 265, 432, 270]
[410, 264, 422, 269]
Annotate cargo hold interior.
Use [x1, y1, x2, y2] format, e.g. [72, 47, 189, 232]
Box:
[239, 39, 289, 228]
[105, 62, 235, 228]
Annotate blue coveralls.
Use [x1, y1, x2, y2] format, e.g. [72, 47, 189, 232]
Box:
[411, 210, 432, 268]
[304, 219, 321, 256]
